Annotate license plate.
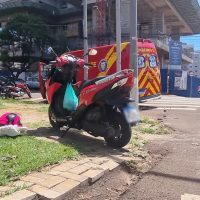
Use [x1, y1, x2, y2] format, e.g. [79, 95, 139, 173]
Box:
[123, 105, 140, 124]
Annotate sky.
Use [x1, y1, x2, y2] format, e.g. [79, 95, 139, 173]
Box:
[180, 0, 200, 51]
[181, 35, 200, 51]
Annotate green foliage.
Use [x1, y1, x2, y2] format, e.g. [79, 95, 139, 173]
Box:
[129, 116, 171, 158]
[0, 136, 79, 185]
[1, 13, 51, 49]
[0, 14, 53, 77]
[133, 116, 171, 135]
[141, 116, 159, 126]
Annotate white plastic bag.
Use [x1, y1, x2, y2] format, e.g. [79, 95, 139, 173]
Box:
[0, 125, 28, 137]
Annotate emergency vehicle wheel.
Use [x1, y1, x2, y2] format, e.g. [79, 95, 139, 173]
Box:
[104, 110, 131, 149]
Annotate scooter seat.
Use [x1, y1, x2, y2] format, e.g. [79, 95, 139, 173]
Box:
[74, 76, 105, 96]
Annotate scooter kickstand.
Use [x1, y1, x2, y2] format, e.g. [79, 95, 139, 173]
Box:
[61, 127, 71, 138]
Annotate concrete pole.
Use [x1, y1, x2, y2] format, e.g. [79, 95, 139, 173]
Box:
[116, 0, 121, 72]
[83, 0, 88, 80]
[129, 0, 138, 109]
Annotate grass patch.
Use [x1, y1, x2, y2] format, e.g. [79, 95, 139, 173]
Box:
[0, 98, 46, 106]
[129, 116, 171, 157]
[129, 134, 148, 158]
[133, 116, 171, 135]
[0, 101, 5, 110]
[130, 134, 146, 148]
[36, 104, 49, 113]
[141, 116, 159, 126]
[1, 185, 28, 198]
[0, 136, 79, 186]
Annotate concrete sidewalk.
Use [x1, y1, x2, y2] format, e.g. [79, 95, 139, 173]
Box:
[0, 151, 134, 200]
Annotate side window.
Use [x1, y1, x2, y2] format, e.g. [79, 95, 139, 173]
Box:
[138, 56, 145, 68]
[149, 55, 157, 67]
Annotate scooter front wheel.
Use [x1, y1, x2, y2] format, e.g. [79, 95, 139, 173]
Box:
[27, 90, 32, 98]
[104, 110, 132, 149]
[48, 106, 64, 129]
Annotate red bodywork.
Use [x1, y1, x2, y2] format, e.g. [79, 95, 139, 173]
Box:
[16, 83, 31, 97]
[38, 61, 133, 107]
[77, 70, 133, 108]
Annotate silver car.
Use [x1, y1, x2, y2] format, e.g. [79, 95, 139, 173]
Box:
[26, 77, 40, 89]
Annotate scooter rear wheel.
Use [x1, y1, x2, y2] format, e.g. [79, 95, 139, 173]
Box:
[48, 106, 64, 129]
[104, 110, 132, 149]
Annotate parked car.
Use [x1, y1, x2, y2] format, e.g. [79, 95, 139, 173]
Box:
[0, 76, 26, 85]
[26, 77, 40, 89]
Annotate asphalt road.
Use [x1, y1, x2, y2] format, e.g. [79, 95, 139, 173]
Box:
[120, 96, 200, 200]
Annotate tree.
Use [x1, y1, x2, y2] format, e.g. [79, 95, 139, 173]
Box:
[0, 14, 53, 78]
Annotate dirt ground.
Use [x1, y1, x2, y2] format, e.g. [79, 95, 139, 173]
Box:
[0, 101, 49, 128]
[1, 97, 185, 200]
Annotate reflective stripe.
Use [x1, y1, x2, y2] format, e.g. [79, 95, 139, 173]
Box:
[98, 43, 128, 77]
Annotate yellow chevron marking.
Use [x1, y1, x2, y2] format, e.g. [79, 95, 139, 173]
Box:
[148, 69, 160, 92]
[98, 43, 128, 77]
[140, 93, 145, 98]
[148, 82, 156, 95]
[138, 67, 146, 81]
[140, 71, 149, 88]
[139, 71, 159, 95]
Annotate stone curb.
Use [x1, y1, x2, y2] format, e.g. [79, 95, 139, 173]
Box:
[181, 194, 200, 200]
[0, 155, 128, 200]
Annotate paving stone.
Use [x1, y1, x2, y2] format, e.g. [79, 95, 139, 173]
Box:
[81, 169, 105, 183]
[29, 184, 62, 200]
[181, 194, 200, 200]
[108, 155, 129, 163]
[10, 180, 34, 188]
[51, 179, 80, 195]
[59, 171, 88, 183]
[68, 164, 91, 175]
[0, 186, 11, 193]
[0, 189, 36, 200]
[39, 176, 66, 188]
[83, 163, 105, 170]
[30, 172, 55, 180]
[67, 158, 91, 165]
[52, 162, 79, 172]
[91, 157, 110, 165]
[21, 175, 44, 184]
[100, 160, 119, 171]
[0, 186, 12, 199]
[47, 170, 62, 176]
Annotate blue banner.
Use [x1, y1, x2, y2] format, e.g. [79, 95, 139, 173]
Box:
[169, 40, 182, 66]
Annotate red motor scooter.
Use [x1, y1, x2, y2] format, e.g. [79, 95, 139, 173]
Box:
[0, 77, 32, 98]
[10, 82, 32, 98]
[38, 48, 139, 148]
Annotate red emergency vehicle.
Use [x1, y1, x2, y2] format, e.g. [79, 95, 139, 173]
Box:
[69, 39, 161, 100]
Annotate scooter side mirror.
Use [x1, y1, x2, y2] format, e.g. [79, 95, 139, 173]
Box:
[47, 47, 58, 57]
[47, 47, 53, 54]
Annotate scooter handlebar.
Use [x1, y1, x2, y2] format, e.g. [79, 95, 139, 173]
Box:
[84, 63, 94, 67]
[49, 61, 57, 64]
